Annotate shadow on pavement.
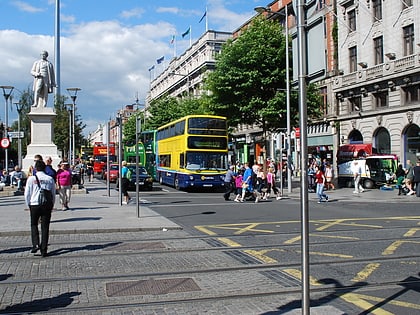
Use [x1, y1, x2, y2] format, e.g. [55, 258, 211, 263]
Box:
[0, 291, 81, 314]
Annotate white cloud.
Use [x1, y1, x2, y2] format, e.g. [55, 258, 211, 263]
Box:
[12, 1, 45, 13]
[120, 8, 145, 19]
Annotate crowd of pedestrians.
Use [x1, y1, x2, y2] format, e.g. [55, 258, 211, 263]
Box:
[223, 160, 285, 203]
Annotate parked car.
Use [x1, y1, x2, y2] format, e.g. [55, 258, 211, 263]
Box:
[127, 165, 153, 191]
[102, 163, 119, 183]
[116, 165, 153, 191]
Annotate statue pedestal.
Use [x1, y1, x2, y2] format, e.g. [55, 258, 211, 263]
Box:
[22, 107, 61, 172]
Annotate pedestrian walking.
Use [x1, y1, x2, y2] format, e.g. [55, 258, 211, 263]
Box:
[405, 160, 416, 195]
[352, 160, 365, 193]
[24, 160, 56, 257]
[395, 164, 406, 195]
[234, 169, 244, 202]
[45, 156, 57, 182]
[86, 158, 94, 182]
[314, 166, 329, 203]
[56, 162, 72, 210]
[121, 161, 131, 204]
[223, 165, 236, 201]
[265, 167, 282, 200]
[324, 163, 335, 190]
[413, 160, 420, 197]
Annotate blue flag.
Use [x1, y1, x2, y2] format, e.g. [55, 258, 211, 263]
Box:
[156, 56, 164, 64]
[182, 27, 190, 38]
[199, 10, 206, 23]
[148, 65, 155, 72]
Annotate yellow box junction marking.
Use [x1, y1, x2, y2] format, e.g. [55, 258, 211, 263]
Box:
[216, 237, 242, 247]
[284, 233, 359, 245]
[243, 249, 281, 264]
[404, 227, 420, 237]
[351, 263, 381, 282]
[284, 269, 420, 314]
[382, 240, 420, 256]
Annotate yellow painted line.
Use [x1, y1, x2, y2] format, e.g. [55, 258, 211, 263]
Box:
[314, 219, 383, 231]
[310, 233, 360, 240]
[303, 251, 353, 258]
[351, 263, 380, 282]
[284, 235, 301, 244]
[382, 240, 420, 255]
[243, 249, 279, 264]
[404, 228, 420, 237]
[233, 223, 274, 235]
[341, 292, 420, 311]
[339, 293, 394, 315]
[216, 237, 242, 247]
[194, 225, 217, 236]
[283, 268, 322, 286]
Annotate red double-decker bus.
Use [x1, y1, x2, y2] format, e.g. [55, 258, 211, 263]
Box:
[93, 142, 117, 174]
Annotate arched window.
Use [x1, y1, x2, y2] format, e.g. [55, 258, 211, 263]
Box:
[404, 124, 420, 164]
[373, 127, 390, 154]
[348, 129, 363, 144]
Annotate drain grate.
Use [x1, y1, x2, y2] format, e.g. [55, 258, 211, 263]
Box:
[104, 242, 166, 251]
[202, 238, 227, 247]
[106, 278, 201, 297]
[259, 270, 301, 287]
[224, 250, 263, 265]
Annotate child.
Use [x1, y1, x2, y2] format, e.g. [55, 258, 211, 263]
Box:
[234, 170, 243, 202]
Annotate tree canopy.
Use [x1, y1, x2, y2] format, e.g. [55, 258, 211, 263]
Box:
[205, 17, 322, 133]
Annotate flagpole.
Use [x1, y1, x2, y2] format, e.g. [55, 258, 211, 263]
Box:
[174, 36, 177, 58]
[205, 7, 208, 32]
[189, 25, 192, 47]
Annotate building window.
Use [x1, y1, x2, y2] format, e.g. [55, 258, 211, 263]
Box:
[374, 91, 388, 108]
[349, 96, 362, 112]
[403, 0, 413, 9]
[403, 84, 420, 104]
[373, 37, 383, 65]
[403, 24, 414, 56]
[349, 46, 357, 72]
[372, 0, 382, 21]
[348, 9, 356, 32]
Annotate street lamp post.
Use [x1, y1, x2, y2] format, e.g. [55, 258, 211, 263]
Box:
[66, 88, 81, 164]
[0, 86, 14, 170]
[254, 5, 292, 193]
[65, 103, 72, 163]
[14, 102, 25, 168]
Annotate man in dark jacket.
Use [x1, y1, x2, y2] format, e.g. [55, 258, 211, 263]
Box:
[413, 160, 420, 197]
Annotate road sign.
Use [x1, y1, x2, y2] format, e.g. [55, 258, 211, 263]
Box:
[8, 131, 24, 139]
[1, 138, 10, 148]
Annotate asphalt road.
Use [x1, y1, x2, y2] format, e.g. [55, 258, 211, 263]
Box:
[143, 184, 420, 314]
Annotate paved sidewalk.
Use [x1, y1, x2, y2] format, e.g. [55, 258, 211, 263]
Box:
[0, 179, 181, 235]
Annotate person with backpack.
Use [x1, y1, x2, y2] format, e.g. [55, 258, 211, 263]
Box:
[121, 161, 131, 204]
[24, 160, 56, 257]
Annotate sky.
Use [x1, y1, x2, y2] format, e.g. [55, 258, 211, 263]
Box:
[0, 0, 268, 136]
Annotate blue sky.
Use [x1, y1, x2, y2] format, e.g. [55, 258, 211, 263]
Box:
[0, 0, 267, 136]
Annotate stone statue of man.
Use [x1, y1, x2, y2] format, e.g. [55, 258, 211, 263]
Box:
[31, 51, 56, 107]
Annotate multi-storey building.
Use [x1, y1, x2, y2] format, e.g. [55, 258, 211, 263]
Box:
[146, 31, 231, 103]
[333, 0, 420, 164]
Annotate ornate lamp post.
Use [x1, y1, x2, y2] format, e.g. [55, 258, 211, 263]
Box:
[0, 86, 14, 169]
[66, 88, 81, 164]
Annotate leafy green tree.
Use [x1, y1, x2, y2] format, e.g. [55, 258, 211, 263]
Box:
[205, 17, 321, 133]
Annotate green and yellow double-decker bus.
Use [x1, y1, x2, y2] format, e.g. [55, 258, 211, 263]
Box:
[157, 115, 228, 190]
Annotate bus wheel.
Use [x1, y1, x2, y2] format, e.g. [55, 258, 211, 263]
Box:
[363, 179, 374, 189]
[174, 177, 180, 190]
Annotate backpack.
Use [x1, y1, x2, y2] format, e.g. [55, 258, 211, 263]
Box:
[125, 167, 132, 180]
[35, 175, 54, 209]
